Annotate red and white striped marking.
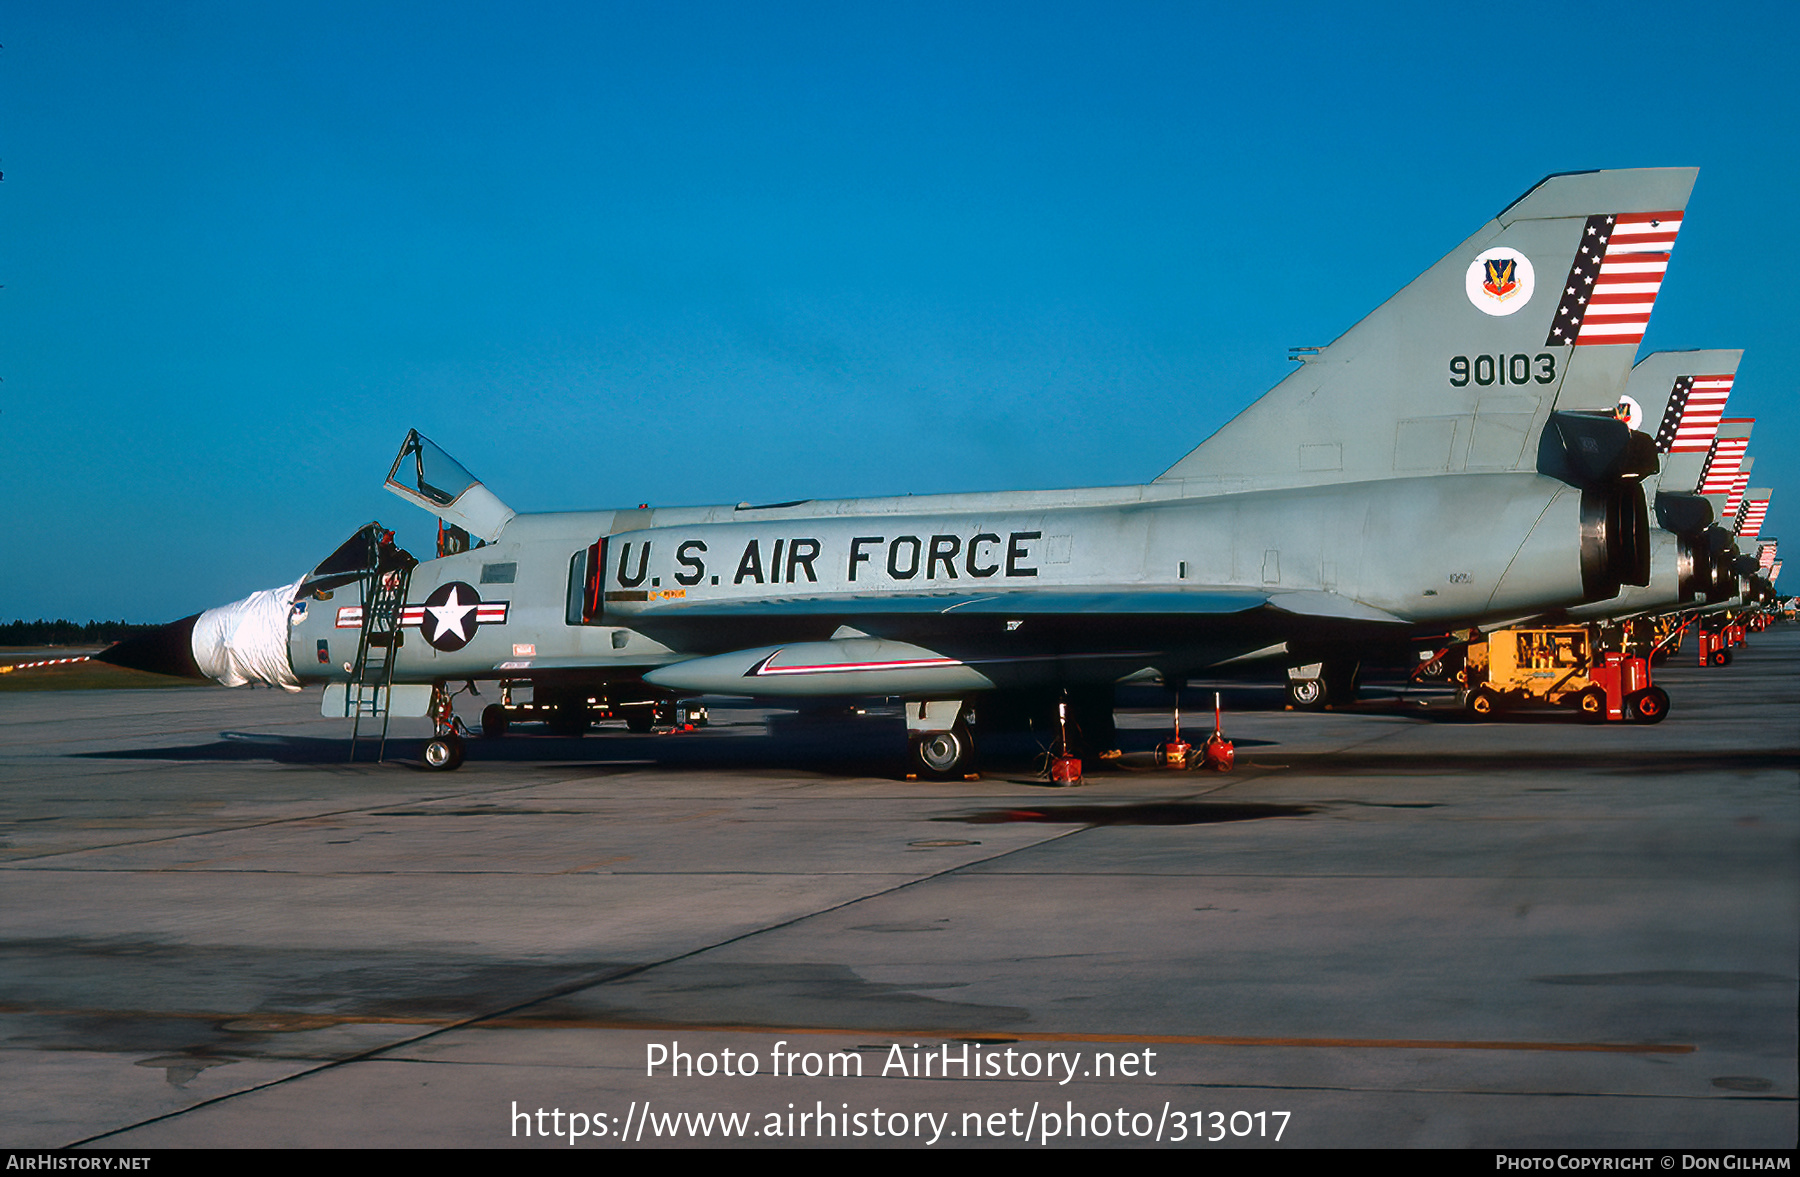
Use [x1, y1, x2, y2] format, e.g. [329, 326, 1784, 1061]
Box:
[1737, 496, 1770, 541]
[1722, 474, 1751, 523]
[751, 652, 962, 677]
[336, 603, 509, 629]
[0, 654, 92, 673]
[1575, 212, 1681, 347]
[1699, 435, 1751, 495]
[1668, 375, 1734, 453]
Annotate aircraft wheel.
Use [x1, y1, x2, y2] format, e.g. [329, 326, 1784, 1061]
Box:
[1467, 688, 1501, 718]
[1577, 687, 1606, 722]
[909, 724, 976, 779]
[480, 704, 510, 739]
[421, 732, 464, 771]
[1287, 678, 1325, 709]
[625, 709, 655, 734]
[1627, 686, 1669, 725]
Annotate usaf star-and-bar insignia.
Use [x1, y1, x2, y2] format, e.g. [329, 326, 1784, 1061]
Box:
[398, 582, 510, 652]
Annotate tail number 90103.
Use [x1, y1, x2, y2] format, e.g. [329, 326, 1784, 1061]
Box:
[1449, 353, 1556, 387]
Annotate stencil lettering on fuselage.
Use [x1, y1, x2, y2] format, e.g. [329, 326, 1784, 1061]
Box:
[607, 530, 1045, 596]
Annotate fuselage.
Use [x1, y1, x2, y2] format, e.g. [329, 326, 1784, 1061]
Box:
[287, 470, 1598, 689]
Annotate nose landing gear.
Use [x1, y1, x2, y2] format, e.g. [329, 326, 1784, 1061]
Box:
[420, 683, 470, 771]
[422, 731, 465, 770]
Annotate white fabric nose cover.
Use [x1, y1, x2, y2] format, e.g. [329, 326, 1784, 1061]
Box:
[191, 579, 304, 691]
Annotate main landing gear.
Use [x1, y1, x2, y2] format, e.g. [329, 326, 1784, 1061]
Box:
[906, 700, 977, 779]
[1286, 661, 1359, 710]
[902, 689, 1118, 781]
[910, 725, 977, 779]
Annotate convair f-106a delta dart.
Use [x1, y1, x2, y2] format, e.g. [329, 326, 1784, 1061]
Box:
[101, 167, 1704, 774]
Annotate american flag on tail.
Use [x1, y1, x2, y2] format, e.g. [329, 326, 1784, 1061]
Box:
[1652, 373, 1733, 454]
[1736, 494, 1771, 541]
[1698, 429, 1752, 495]
[1546, 212, 1681, 348]
[1722, 475, 1751, 523]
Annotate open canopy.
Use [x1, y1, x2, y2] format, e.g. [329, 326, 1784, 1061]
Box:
[382, 430, 516, 542]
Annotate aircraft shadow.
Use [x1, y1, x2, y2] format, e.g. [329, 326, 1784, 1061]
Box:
[70, 724, 1797, 780]
[71, 723, 1268, 778]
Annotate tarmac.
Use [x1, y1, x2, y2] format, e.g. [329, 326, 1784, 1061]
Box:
[1, 628, 1794, 1149]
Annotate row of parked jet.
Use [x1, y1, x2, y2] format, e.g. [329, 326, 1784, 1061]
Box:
[99, 166, 1782, 774]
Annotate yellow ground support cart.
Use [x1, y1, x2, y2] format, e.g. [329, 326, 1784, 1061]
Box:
[1463, 625, 1665, 723]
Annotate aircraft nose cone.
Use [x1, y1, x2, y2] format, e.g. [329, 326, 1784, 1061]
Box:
[93, 614, 206, 679]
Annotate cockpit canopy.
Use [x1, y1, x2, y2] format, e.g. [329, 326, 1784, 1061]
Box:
[383, 430, 516, 542]
[299, 522, 416, 596]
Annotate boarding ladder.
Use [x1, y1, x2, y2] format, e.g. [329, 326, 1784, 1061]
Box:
[347, 562, 412, 763]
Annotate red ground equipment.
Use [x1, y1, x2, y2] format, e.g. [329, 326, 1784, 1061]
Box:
[1200, 692, 1235, 772]
[1049, 697, 1082, 784]
[1587, 652, 1666, 723]
[1155, 700, 1192, 769]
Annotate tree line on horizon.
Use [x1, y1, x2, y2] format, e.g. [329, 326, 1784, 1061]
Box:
[1, 619, 159, 646]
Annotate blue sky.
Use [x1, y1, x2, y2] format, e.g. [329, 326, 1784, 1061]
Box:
[3, 2, 1794, 620]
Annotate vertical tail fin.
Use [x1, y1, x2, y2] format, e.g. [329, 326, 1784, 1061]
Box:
[1626, 349, 1742, 498]
[1720, 464, 1753, 525]
[1736, 491, 1772, 540]
[1699, 420, 1754, 500]
[1158, 168, 1699, 489]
